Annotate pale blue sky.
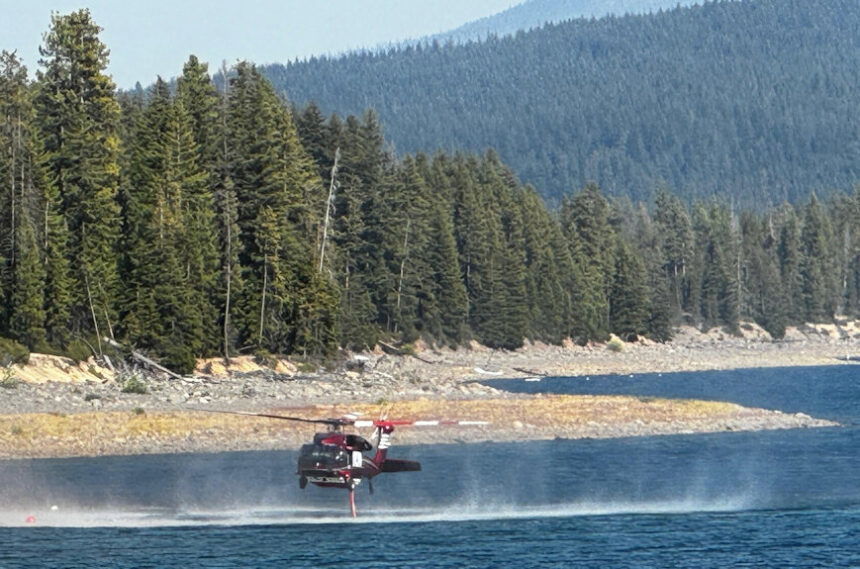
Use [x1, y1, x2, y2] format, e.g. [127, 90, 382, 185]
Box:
[3, 1, 519, 88]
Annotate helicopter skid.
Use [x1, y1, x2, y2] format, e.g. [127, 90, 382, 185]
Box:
[308, 477, 362, 488]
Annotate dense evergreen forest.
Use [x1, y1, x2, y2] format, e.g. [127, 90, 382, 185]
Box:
[266, 0, 860, 208]
[1, 11, 859, 374]
[430, 0, 700, 44]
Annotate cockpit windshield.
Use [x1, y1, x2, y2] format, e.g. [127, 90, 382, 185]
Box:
[298, 443, 349, 470]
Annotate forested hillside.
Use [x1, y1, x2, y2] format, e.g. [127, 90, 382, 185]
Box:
[266, 0, 860, 207]
[1, 10, 859, 375]
[430, 0, 700, 43]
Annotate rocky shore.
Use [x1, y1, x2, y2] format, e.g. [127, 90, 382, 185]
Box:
[0, 321, 854, 459]
[0, 396, 838, 460]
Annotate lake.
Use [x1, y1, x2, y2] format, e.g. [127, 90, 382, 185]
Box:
[0, 365, 858, 568]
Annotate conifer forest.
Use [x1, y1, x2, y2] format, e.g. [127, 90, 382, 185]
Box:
[268, 0, 860, 207]
[1, 10, 859, 373]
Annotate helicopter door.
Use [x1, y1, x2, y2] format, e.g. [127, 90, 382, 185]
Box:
[352, 450, 363, 467]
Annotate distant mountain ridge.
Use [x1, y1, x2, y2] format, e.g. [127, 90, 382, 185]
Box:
[266, 0, 860, 206]
[430, 0, 703, 44]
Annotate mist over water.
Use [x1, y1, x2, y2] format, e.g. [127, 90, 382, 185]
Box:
[0, 437, 761, 528]
[1, 365, 858, 567]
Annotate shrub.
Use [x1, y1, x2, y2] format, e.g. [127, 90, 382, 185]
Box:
[161, 344, 196, 376]
[121, 377, 148, 394]
[0, 367, 20, 389]
[607, 336, 624, 353]
[84, 393, 101, 402]
[254, 349, 278, 369]
[0, 337, 29, 365]
[64, 339, 93, 363]
[132, 407, 145, 415]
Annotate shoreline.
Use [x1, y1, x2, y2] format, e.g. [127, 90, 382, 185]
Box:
[0, 323, 856, 460]
[0, 396, 839, 460]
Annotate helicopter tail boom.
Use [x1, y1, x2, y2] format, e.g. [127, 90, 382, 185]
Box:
[380, 459, 421, 473]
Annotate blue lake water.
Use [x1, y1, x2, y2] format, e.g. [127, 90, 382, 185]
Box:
[0, 365, 858, 568]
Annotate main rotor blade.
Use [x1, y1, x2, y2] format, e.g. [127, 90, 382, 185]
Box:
[195, 409, 349, 426]
[353, 419, 490, 428]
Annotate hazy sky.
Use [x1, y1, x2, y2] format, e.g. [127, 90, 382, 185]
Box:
[4, 1, 520, 88]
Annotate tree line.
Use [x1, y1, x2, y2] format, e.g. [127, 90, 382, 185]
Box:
[266, 0, 860, 208]
[1, 11, 858, 373]
[427, 0, 699, 46]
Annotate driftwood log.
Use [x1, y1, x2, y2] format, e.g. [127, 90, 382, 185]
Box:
[103, 337, 183, 380]
[513, 366, 548, 377]
[378, 341, 439, 364]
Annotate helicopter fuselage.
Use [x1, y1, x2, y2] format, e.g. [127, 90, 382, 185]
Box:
[296, 429, 419, 490]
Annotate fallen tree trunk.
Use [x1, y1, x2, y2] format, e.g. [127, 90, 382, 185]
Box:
[378, 341, 439, 364]
[103, 337, 183, 380]
[513, 367, 548, 377]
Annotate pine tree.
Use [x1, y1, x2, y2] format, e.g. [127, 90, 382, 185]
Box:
[34, 10, 122, 347]
[295, 102, 334, 182]
[227, 62, 335, 355]
[8, 216, 46, 347]
[487, 155, 529, 349]
[799, 194, 836, 322]
[425, 159, 469, 345]
[776, 205, 805, 323]
[384, 155, 434, 342]
[609, 237, 650, 340]
[741, 212, 787, 338]
[120, 78, 220, 372]
[0, 51, 31, 337]
[516, 185, 570, 344]
[176, 55, 220, 176]
[0, 51, 68, 349]
[560, 183, 615, 341]
[328, 111, 391, 349]
[627, 203, 673, 341]
[829, 189, 860, 318]
[653, 188, 695, 320]
[38, 140, 73, 347]
[211, 62, 244, 359]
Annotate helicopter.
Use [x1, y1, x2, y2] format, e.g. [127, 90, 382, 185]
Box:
[205, 409, 488, 517]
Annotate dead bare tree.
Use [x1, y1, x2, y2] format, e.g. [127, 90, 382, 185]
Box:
[318, 147, 340, 273]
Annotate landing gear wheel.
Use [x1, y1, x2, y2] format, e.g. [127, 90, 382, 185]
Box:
[299, 475, 308, 489]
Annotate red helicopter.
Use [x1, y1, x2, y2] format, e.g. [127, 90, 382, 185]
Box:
[208, 409, 487, 517]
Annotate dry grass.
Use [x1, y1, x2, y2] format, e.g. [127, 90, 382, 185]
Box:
[0, 394, 793, 460]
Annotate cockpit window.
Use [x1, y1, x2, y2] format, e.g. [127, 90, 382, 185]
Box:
[298, 444, 349, 469]
[345, 434, 373, 452]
